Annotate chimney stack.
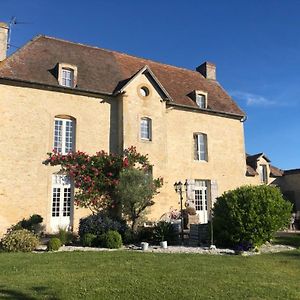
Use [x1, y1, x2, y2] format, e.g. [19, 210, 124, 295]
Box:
[0, 22, 8, 62]
[196, 62, 216, 80]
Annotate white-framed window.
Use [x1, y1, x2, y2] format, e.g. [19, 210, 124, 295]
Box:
[54, 117, 75, 154]
[194, 133, 208, 161]
[61, 68, 74, 88]
[196, 93, 206, 109]
[259, 164, 268, 184]
[52, 175, 72, 218]
[140, 117, 152, 141]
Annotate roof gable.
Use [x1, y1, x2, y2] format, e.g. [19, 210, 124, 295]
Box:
[114, 65, 172, 101]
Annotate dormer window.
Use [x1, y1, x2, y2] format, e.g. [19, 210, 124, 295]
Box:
[196, 93, 207, 109]
[58, 63, 77, 88]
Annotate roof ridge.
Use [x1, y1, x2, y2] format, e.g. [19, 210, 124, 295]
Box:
[40, 35, 204, 77]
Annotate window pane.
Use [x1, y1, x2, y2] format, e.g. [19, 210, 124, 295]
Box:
[61, 69, 74, 87]
[196, 94, 206, 108]
[52, 187, 61, 217]
[194, 133, 207, 161]
[141, 118, 151, 140]
[54, 120, 63, 153]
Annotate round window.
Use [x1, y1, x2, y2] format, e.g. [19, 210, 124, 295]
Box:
[139, 86, 150, 97]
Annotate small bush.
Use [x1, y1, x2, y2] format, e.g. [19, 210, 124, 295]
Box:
[78, 212, 128, 238]
[153, 221, 177, 244]
[137, 227, 155, 243]
[47, 238, 62, 251]
[56, 227, 73, 245]
[10, 214, 44, 235]
[81, 233, 97, 247]
[213, 185, 292, 248]
[0, 229, 39, 252]
[99, 231, 122, 249]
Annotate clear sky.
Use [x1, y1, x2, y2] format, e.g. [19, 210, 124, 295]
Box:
[1, 0, 299, 170]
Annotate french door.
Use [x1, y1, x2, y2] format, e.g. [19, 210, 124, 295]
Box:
[194, 180, 208, 223]
[50, 175, 73, 232]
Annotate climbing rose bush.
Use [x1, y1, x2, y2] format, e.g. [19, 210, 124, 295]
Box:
[44, 147, 162, 214]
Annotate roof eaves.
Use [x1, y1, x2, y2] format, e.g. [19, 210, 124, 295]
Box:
[167, 102, 245, 120]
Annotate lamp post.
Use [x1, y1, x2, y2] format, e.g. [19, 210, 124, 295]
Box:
[174, 180, 187, 245]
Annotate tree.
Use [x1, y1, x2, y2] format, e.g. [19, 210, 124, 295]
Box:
[43, 147, 162, 216]
[213, 185, 292, 248]
[116, 168, 162, 230]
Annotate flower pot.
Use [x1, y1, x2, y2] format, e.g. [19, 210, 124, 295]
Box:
[160, 241, 168, 249]
[141, 242, 149, 251]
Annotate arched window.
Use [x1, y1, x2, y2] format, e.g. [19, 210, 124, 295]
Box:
[53, 116, 76, 154]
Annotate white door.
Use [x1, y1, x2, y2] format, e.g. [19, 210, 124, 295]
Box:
[194, 180, 208, 223]
[50, 175, 73, 232]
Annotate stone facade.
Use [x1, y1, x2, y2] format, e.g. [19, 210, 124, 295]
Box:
[0, 35, 253, 235]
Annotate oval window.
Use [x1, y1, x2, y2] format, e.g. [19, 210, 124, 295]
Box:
[139, 86, 150, 97]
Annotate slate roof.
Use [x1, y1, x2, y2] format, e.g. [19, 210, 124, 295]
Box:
[0, 35, 245, 118]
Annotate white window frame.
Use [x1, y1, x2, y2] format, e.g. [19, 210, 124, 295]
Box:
[61, 68, 74, 88]
[259, 164, 268, 184]
[140, 117, 152, 141]
[54, 118, 75, 154]
[194, 133, 208, 161]
[196, 93, 206, 109]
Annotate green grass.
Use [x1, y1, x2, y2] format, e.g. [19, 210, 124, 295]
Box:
[1, 250, 300, 299]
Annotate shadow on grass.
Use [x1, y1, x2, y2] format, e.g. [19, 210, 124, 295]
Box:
[0, 285, 59, 300]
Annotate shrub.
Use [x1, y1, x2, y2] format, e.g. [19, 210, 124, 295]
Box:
[213, 185, 292, 248]
[78, 212, 128, 238]
[81, 233, 97, 247]
[10, 214, 44, 235]
[56, 227, 73, 245]
[99, 231, 123, 249]
[0, 229, 39, 252]
[153, 221, 178, 244]
[47, 238, 62, 251]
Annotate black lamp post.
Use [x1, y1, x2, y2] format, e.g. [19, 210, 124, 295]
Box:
[174, 180, 187, 245]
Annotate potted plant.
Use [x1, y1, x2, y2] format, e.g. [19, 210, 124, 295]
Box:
[153, 221, 177, 249]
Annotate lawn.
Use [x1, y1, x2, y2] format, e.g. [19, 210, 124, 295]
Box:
[0, 250, 300, 300]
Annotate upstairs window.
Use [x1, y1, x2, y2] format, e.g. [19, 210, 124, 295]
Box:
[194, 133, 208, 161]
[61, 68, 74, 88]
[140, 117, 152, 141]
[54, 117, 75, 154]
[259, 164, 268, 184]
[196, 93, 207, 109]
[58, 63, 77, 88]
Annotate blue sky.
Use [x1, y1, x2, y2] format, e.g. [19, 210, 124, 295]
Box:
[1, 0, 299, 169]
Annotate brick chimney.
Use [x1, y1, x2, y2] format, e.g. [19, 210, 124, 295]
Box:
[0, 22, 8, 62]
[196, 62, 216, 80]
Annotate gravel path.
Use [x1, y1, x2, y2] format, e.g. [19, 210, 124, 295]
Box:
[35, 243, 296, 255]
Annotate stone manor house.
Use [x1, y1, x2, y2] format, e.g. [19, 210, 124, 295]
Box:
[0, 23, 297, 234]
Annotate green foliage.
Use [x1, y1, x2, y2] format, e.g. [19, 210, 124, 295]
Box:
[213, 185, 292, 247]
[10, 214, 44, 235]
[78, 212, 128, 238]
[56, 227, 74, 245]
[47, 238, 62, 251]
[153, 221, 178, 243]
[0, 229, 39, 252]
[81, 233, 97, 247]
[117, 168, 162, 230]
[99, 230, 123, 249]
